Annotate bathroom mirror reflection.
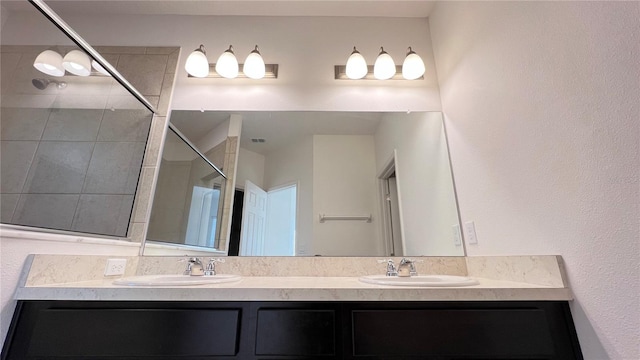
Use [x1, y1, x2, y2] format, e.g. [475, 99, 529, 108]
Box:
[147, 126, 227, 251]
[145, 111, 463, 257]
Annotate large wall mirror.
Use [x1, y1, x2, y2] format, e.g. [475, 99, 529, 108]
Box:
[145, 111, 464, 257]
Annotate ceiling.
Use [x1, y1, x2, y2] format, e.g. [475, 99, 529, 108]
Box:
[2, 0, 436, 17]
[170, 111, 383, 155]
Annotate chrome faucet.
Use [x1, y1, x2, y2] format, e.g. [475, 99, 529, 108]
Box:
[204, 258, 225, 276]
[398, 258, 418, 277]
[378, 259, 398, 276]
[183, 257, 204, 276]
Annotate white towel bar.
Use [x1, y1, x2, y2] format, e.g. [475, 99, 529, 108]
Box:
[319, 214, 372, 223]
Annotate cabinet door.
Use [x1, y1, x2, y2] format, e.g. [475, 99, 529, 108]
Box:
[252, 303, 340, 358]
[3, 301, 243, 359]
[345, 302, 582, 360]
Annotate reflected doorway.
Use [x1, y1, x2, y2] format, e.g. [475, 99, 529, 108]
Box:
[379, 151, 404, 256]
[230, 181, 297, 256]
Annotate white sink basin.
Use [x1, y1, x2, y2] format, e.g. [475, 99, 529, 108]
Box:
[359, 275, 479, 287]
[113, 274, 241, 286]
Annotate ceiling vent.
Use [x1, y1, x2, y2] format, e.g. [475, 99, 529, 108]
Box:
[251, 138, 266, 143]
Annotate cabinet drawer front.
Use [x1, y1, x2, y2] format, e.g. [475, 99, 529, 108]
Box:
[256, 308, 336, 356]
[28, 308, 241, 357]
[352, 308, 554, 358]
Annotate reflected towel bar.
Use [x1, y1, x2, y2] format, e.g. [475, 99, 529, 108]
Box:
[319, 214, 372, 223]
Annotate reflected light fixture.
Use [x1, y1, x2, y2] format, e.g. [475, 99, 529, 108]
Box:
[373, 47, 396, 80]
[345, 46, 368, 80]
[215, 45, 239, 79]
[185, 44, 209, 78]
[243, 45, 266, 80]
[402, 47, 425, 80]
[33, 50, 65, 77]
[91, 60, 111, 76]
[62, 50, 91, 76]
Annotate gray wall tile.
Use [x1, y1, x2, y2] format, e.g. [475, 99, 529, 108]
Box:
[1, 107, 51, 140]
[116, 54, 168, 96]
[13, 194, 79, 229]
[83, 142, 146, 194]
[0, 194, 20, 222]
[72, 194, 134, 236]
[0, 141, 38, 193]
[42, 109, 103, 141]
[97, 109, 152, 142]
[23, 141, 94, 193]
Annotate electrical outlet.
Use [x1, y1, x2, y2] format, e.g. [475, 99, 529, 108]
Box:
[464, 221, 478, 245]
[104, 259, 127, 276]
[452, 224, 462, 246]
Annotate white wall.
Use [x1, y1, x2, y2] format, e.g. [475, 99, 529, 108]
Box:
[312, 135, 382, 256]
[263, 137, 313, 255]
[1, 12, 441, 112]
[375, 112, 462, 256]
[236, 148, 266, 190]
[194, 118, 229, 154]
[429, 2, 639, 359]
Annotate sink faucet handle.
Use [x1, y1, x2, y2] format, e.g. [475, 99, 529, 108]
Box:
[204, 258, 225, 276]
[400, 258, 421, 276]
[377, 259, 397, 276]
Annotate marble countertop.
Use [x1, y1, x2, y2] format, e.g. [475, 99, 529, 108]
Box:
[15, 275, 572, 302]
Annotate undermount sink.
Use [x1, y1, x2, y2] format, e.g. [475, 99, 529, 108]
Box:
[359, 275, 479, 287]
[113, 274, 241, 286]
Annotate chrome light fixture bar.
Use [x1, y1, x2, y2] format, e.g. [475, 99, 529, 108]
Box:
[29, 0, 157, 113]
[187, 64, 279, 79]
[334, 65, 422, 80]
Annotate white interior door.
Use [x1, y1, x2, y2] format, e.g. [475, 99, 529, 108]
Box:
[239, 180, 268, 256]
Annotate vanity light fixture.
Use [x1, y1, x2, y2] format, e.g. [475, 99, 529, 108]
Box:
[33, 49, 65, 77]
[335, 46, 424, 80]
[185, 44, 210, 78]
[215, 45, 239, 79]
[186, 44, 278, 79]
[373, 47, 396, 80]
[402, 47, 425, 80]
[243, 45, 266, 80]
[62, 49, 91, 76]
[345, 46, 368, 80]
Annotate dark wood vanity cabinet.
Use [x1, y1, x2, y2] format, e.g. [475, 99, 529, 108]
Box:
[2, 301, 583, 360]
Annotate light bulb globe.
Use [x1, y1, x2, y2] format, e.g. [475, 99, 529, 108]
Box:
[373, 48, 395, 80]
[33, 50, 65, 77]
[243, 46, 265, 79]
[62, 50, 91, 76]
[215, 46, 239, 79]
[185, 45, 210, 78]
[345, 48, 367, 79]
[91, 60, 112, 76]
[402, 48, 425, 80]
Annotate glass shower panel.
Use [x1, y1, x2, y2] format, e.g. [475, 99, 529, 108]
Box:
[0, 3, 153, 237]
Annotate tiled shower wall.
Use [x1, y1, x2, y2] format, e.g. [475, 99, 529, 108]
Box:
[0, 107, 150, 236]
[0, 45, 179, 241]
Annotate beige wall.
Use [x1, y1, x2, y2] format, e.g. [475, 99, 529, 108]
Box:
[429, 2, 639, 358]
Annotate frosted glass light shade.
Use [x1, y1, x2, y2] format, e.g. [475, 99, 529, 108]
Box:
[402, 47, 425, 80]
[62, 50, 91, 76]
[185, 45, 210, 78]
[91, 60, 111, 76]
[243, 45, 265, 79]
[33, 50, 65, 77]
[345, 47, 367, 79]
[215, 46, 239, 79]
[373, 47, 395, 80]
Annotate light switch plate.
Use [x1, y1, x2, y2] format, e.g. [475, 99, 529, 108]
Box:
[464, 221, 478, 245]
[104, 258, 127, 276]
[452, 224, 462, 246]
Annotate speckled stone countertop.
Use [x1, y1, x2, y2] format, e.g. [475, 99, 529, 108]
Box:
[13, 255, 572, 302]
